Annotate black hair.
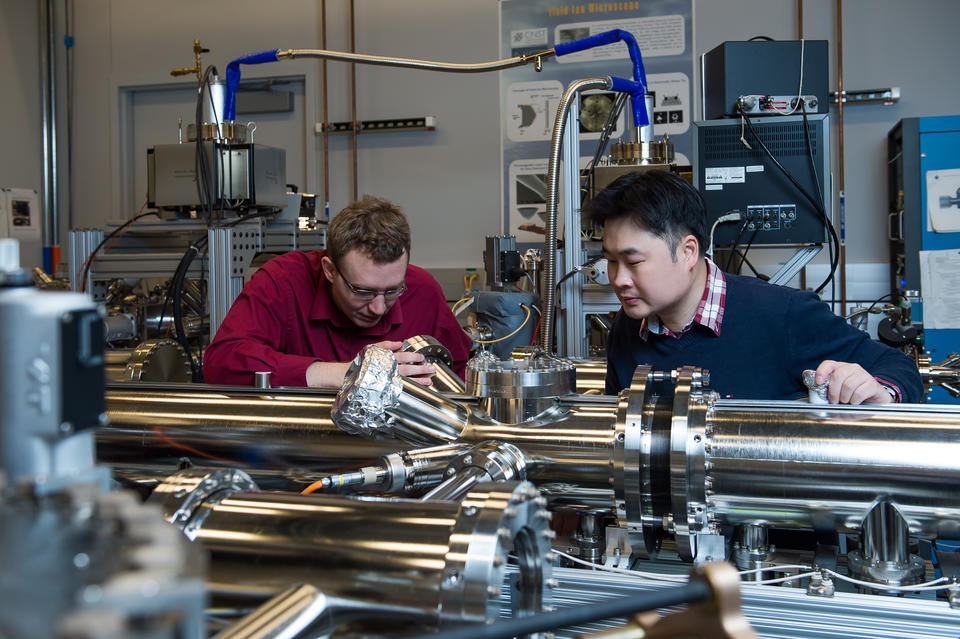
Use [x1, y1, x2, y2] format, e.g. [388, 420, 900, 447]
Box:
[585, 170, 708, 259]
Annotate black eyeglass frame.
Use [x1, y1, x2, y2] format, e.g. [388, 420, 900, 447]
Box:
[333, 262, 407, 301]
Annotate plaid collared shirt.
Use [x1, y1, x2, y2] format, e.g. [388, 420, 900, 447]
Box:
[642, 258, 726, 340]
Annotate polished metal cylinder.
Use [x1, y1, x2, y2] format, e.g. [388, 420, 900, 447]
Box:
[423, 466, 490, 502]
[467, 396, 619, 489]
[705, 400, 960, 537]
[153, 474, 553, 627]
[99, 385, 410, 486]
[570, 358, 608, 395]
[862, 501, 910, 564]
[468, 356, 576, 424]
[401, 335, 465, 394]
[391, 377, 468, 443]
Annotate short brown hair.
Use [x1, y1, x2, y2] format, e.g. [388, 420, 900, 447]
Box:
[327, 195, 411, 264]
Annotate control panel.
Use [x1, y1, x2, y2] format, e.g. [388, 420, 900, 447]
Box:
[745, 204, 798, 232]
[737, 95, 819, 116]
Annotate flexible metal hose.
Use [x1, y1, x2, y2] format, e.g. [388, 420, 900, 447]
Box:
[540, 78, 611, 354]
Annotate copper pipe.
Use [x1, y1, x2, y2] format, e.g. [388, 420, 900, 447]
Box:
[321, 0, 330, 221]
[350, 0, 358, 200]
[836, 0, 847, 313]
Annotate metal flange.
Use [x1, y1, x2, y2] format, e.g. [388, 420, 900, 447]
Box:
[147, 468, 257, 540]
[438, 481, 553, 624]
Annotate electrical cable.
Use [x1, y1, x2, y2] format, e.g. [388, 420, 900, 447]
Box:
[736, 102, 839, 293]
[172, 237, 208, 381]
[864, 292, 893, 315]
[420, 579, 712, 639]
[474, 304, 532, 344]
[770, 39, 805, 115]
[737, 227, 761, 275]
[706, 211, 742, 260]
[79, 205, 156, 293]
[821, 569, 952, 593]
[554, 550, 958, 594]
[723, 220, 748, 273]
[556, 255, 603, 288]
[729, 247, 767, 280]
[749, 571, 820, 586]
[586, 92, 628, 172]
[521, 270, 536, 291]
[301, 479, 326, 495]
[552, 549, 688, 583]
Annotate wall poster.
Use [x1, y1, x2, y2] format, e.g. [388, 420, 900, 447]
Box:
[500, 0, 695, 243]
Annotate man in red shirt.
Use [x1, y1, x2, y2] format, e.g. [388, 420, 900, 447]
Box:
[203, 196, 472, 388]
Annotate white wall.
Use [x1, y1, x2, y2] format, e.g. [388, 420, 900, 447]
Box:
[0, 0, 47, 267]
[3, 0, 960, 275]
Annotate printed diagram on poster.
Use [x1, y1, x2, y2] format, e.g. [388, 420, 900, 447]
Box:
[926, 169, 960, 233]
[648, 72, 689, 138]
[509, 159, 550, 242]
[508, 157, 591, 243]
[0, 188, 41, 240]
[507, 81, 564, 142]
[554, 15, 685, 62]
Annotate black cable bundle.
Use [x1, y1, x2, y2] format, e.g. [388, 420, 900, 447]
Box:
[735, 102, 840, 293]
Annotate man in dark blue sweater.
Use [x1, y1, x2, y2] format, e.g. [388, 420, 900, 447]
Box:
[589, 170, 923, 403]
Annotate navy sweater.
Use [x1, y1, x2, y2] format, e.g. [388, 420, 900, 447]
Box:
[605, 273, 924, 403]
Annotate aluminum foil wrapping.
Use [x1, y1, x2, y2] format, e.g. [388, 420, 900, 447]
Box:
[331, 345, 403, 437]
[802, 369, 830, 404]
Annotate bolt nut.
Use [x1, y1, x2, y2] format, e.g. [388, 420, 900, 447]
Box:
[545, 578, 560, 589]
[487, 585, 501, 598]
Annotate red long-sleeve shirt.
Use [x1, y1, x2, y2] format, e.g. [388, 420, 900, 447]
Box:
[203, 250, 471, 386]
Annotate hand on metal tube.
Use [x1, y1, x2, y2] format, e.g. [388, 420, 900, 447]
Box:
[814, 360, 893, 404]
[375, 340, 437, 386]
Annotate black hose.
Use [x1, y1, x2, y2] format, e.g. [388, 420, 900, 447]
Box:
[417, 580, 711, 639]
[172, 238, 207, 381]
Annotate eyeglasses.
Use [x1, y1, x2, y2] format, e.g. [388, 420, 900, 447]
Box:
[334, 262, 407, 301]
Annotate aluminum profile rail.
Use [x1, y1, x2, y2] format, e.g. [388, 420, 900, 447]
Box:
[500, 566, 960, 639]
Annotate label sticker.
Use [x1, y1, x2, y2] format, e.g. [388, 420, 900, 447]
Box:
[704, 166, 745, 184]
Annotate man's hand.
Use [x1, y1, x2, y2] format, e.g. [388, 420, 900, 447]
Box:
[815, 360, 892, 404]
[374, 340, 437, 387]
